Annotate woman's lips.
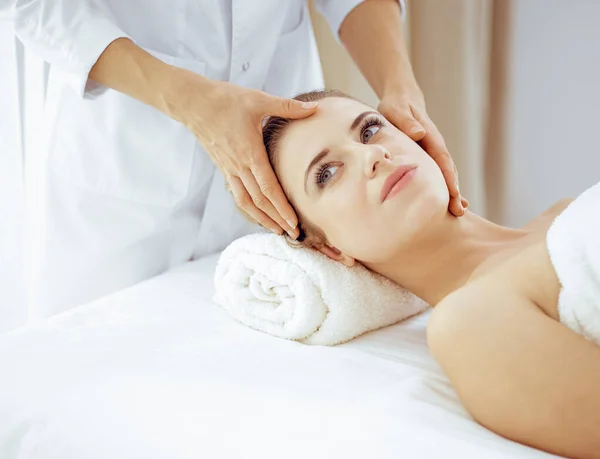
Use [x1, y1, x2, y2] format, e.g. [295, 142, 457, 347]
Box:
[380, 165, 418, 202]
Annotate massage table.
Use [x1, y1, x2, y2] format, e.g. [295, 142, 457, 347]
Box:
[0, 254, 560, 458]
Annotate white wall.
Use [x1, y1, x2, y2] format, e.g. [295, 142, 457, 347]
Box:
[502, 0, 600, 226]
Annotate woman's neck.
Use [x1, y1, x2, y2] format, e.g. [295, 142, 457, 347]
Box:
[365, 211, 530, 305]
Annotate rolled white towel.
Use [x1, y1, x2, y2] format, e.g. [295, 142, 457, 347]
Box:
[213, 233, 428, 346]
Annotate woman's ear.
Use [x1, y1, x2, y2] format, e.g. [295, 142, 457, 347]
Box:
[315, 243, 355, 267]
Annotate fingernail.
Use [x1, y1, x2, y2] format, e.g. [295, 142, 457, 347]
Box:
[411, 126, 425, 134]
[286, 229, 298, 239]
[302, 102, 318, 109]
[286, 219, 297, 230]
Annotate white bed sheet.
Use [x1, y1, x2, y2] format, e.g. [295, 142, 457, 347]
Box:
[0, 254, 560, 459]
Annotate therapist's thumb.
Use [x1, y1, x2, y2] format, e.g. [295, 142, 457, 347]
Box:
[268, 97, 318, 119]
[396, 115, 426, 141]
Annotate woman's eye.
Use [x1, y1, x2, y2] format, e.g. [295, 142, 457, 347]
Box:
[361, 125, 380, 143]
[317, 164, 339, 187]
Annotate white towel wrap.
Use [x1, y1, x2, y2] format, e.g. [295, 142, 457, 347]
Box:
[547, 180, 600, 345]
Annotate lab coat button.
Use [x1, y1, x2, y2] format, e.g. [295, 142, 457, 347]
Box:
[242, 61, 250, 71]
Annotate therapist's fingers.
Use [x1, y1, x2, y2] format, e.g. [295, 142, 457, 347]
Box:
[266, 96, 318, 120]
[180, 82, 306, 234]
[413, 110, 465, 217]
[240, 167, 299, 238]
[381, 104, 427, 142]
[227, 175, 282, 235]
[248, 150, 300, 237]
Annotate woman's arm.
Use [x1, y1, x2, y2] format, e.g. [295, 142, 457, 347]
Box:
[428, 283, 600, 458]
[337, 0, 413, 100]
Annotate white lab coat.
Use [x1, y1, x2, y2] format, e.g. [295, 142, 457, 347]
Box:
[11, 0, 398, 319]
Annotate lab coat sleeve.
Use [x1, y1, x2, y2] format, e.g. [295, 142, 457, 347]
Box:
[314, 0, 406, 43]
[12, 0, 131, 99]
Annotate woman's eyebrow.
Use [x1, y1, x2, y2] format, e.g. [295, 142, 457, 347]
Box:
[349, 110, 379, 132]
[304, 148, 330, 193]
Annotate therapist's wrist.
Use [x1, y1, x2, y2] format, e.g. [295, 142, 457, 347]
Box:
[380, 69, 422, 101]
[159, 65, 217, 125]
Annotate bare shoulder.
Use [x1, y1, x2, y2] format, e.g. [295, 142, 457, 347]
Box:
[430, 240, 562, 335]
[427, 251, 563, 361]
[427, 273, 529, 344]
[427, 270, 600, 458]
[427, 272, 528, 365]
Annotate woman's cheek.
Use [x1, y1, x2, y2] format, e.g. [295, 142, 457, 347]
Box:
[338, 183, 369, 226]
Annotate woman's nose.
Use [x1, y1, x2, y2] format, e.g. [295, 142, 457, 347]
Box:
[365, 145, 391, 178]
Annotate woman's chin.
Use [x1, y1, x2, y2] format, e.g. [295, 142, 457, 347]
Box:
[401, 188, 448, 219]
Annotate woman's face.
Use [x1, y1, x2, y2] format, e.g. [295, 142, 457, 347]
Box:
[276, 97, 450, 264]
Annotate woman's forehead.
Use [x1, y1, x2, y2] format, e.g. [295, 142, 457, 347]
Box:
[281, 97, 372, 157]
[313, 96, 370, 120]
[295, 97, 370, 130]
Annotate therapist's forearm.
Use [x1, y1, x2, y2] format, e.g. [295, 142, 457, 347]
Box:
[339, 0, 419, 99]
[89, 38, 208, 121]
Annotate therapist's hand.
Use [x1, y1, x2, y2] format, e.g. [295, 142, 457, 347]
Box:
[174, 77, 317, 238]
[378, 88, 468, 217]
